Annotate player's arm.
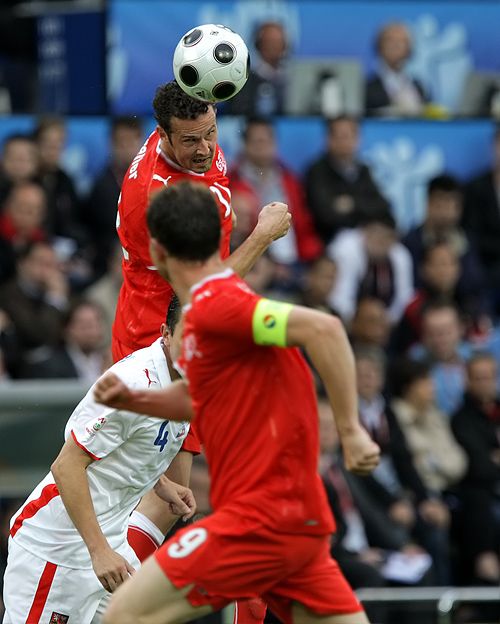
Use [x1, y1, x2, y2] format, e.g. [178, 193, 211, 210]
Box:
[252, 299, 380, 475]
[224, 201, 291, 277]
[51, 437, 135, 592]
[134, 451, 194, 534]
[94, 377, 194, 422]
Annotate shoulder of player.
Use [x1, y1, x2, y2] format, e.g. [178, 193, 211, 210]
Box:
[109, 343, 163, 390]
[189, 274, 255, 317]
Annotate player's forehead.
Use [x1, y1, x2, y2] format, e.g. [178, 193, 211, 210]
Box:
[171, 109, 217, 138]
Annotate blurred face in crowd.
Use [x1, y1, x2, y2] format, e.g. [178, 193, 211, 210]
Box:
[244, 255, 276, 295]
[160, 108, 217, 173]
[112, 125, 143, 170]
[363, 222, 396, 260]
[378, 23, 412, 70]
[467, 357, 497, 405]
[405, 375, 435, 411]
[422, 243, 460, 294]
[6, 183, 46, 237]
[426, 190, 462, 232]
[65, 304, 105, 354]
[327, 119, 359, 162]
[37, 123, 66, 170]
[244, 123, 276, 169]
[2, 138, 38, 183]
[356, 356, 385, 401]
[18, 243, 60, 290]
[303, 257, 337, 304]
[256, 22, 287, 67]
[422, 307, 462, 362]
[351, 298, 390, 347]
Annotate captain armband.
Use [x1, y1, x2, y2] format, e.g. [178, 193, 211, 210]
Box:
[252, 299, 293, 347]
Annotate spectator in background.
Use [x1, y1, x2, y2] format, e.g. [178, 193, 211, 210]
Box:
[0, 308, 21, 379]
[243, 253, 279, 298]
[452, 353, 500, 585]
[0, 181, 47, 252]
[24, 300, 106, 382]
[463, 128, 500, 310]
[296, 255, 337, 314]
[0, 241, 68, 363]
[350, 296, 392, 352]
[352, 347, 452, 585]
[225, 21, 288, 116]
[85, 244, 123, 344]
[410, 302, 470, 417]
[86, 116, 144, 275]
[327, 211, 414, 324]
[390, 358, 467, 496]
[403, 175, 485, 296]
[365, 22, 427, 117]
[397, 242, 491, 351]
[0, 134, 38, 205]
[305, 115, 386, 245]
[230, 117, 323, 267]
[33, 117, 81, 243]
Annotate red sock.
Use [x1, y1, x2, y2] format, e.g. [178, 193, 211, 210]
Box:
[127, 524, 160, 562]
[233, 598, 267, 624]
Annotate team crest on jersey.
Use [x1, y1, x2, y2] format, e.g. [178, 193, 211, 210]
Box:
[183, 333, 203, 362]
[49, 612, 69, 623]
[85, 416, 107, 436]
[215, 150, 227, 175]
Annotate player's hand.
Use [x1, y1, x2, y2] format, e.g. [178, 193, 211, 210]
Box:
[340, 425, 380, 476]
[154, 475, 196, 521]
[256, 201, 291, 243]
[91, 546, 135, 593]
[94, 373, 134, 410]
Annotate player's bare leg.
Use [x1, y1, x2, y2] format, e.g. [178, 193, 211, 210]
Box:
[292, 603, 370, 624]
[102, 555, 212, 624]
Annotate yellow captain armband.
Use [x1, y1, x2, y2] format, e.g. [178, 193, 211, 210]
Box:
[252, 298, 293, 347]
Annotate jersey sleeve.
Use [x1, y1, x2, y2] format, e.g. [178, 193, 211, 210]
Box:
[70, 401, 137, 461]
[194, 286, 293, 348]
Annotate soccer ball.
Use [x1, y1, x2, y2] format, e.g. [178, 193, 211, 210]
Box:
[173, 24, 250, 103]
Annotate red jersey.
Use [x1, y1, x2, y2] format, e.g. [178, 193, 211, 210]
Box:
[177, 270, 335, 536]
[113, 130, 232, 355]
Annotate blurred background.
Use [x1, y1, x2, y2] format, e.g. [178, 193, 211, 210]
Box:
[1, 1, 500, 622]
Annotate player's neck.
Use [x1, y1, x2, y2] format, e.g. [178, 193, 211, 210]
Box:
[168, 255, 226, 306]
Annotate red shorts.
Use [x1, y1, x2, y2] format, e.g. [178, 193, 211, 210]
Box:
[155, 512, 362, 624]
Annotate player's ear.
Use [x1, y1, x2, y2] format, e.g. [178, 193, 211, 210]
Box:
[160, 322, 171, 344]
[149, 237, 167, 265]
[157, 125, 170, 144]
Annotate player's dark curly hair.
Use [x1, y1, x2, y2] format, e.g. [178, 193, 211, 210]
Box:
[166, 295, 181, 334]
[148, 181, 220, 261]
[153, 81, 213, 136]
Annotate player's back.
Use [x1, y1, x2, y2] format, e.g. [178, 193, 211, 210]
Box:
[113, 131, 233, 356]
[178, 271, 335, 537]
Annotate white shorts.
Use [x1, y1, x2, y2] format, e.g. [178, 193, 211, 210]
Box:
[3, 539, 107, 624]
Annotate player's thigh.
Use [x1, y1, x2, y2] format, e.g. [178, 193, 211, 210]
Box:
[3, 540, 104, 624]
[291, 604, 370, 624]
[264, 538, 365, 624]
[102, 555, 212, 624]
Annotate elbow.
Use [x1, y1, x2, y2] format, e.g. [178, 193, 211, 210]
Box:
[50, 458, 62, 484]
[306, 312, 346, 345]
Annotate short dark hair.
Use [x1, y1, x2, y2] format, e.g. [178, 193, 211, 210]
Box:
[361, 209, 396, 230]
[242, 115, 274, 141]
[327, 114, 359, 133]
[152, 81, 212, 135]
[466, 351, 497, 375]
[147, 181, 221, 261]
[390, 358, 431, 398]
[166, 295, 182, 334]
[63, 299, 103, 329]
[427, 174, 461, 198]
[111, 116, 143, 137]
[2, 133, 36, 152]
[33, 115, 65, 140]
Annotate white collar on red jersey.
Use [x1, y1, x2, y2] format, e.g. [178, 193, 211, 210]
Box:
[156, 140, 207, 177]
[182, 268, 234, 313]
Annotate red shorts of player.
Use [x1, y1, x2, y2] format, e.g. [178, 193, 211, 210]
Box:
[155, 511, 363, 624]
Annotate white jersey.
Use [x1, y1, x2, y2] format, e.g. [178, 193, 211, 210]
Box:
[9, 338, 190, 569]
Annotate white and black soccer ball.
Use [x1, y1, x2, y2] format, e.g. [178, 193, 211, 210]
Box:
[173, 24, 250, 103]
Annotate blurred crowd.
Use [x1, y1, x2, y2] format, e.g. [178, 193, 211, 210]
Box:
[0, 12, 500, 624]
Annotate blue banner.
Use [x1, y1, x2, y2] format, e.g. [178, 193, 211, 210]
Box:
[108, 0, 500, 114]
